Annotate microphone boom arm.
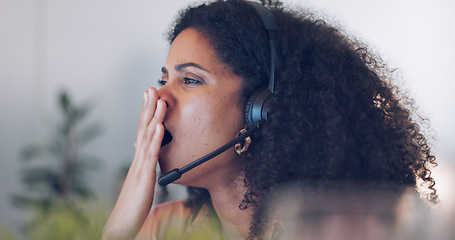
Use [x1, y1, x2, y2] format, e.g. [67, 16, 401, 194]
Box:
[158, 122, 261, 186]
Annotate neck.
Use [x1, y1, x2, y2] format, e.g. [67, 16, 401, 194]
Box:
[206, 174, 254, 240]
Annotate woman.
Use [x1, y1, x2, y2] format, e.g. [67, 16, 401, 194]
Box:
[103, 0, 437, 239]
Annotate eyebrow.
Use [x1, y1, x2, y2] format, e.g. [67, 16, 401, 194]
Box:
[161, 62, 211, 74]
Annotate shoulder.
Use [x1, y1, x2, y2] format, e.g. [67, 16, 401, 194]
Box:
[136, 199, 193, 240]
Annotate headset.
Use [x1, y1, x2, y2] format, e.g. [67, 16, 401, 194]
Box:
[244, 1, 281, 129]
[159, 1, 281, 186]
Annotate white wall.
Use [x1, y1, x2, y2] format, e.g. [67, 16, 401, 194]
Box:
[1, 0, 454, 234]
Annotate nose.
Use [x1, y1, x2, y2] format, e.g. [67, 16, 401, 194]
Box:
[157, 84, 175, 111]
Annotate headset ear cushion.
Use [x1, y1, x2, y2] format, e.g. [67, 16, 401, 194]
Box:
[244, 92, 256, 129]
[244, 87, 271, 129]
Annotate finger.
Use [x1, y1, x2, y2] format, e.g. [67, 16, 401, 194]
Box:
[133, 91, 149, 163]
[137, 90, 149, 127]
[137, 88, 159, 144]
[138, 99, 166, 163]
[139, 88, 158, 129]
[145, 124, 165, 169]
[136, 90, 163, 163]
[147, 99, 166, 133]
[136, 90, 150, 143]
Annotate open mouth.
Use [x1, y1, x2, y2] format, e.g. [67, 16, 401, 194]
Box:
[161, 128, 173, 147]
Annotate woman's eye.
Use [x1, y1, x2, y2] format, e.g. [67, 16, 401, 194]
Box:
[182, 77, 202, 85]
[157, 79, 167, 86]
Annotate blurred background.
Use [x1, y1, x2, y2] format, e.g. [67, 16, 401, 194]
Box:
[1, 0, 454, 239]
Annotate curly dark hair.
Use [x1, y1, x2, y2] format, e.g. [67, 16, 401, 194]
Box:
[167, 0, 437, 238]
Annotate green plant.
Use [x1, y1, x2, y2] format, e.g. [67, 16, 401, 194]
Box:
[10, 90, 107, 240]
[13, 91, 103, 209]
[0, 222, 19, 240]
[23, 202, 108, 240]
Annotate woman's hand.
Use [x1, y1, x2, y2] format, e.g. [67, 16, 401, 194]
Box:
[102, 87, 166, 240]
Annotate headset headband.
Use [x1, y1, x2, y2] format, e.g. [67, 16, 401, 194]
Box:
[246, 1, 281, 93]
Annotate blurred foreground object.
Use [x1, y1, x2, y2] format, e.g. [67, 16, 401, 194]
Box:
[264, 181, 453, 240]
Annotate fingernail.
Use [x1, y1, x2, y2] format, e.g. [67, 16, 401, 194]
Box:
[144, 91, 148, 103]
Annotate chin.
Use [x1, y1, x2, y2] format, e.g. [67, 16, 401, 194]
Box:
[158, 150, 182, 176]
[158, 157, 171, 175]
[158, 132, 173, 172]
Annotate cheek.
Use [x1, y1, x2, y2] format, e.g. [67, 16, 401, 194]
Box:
[181, 92, 243, 146]
[207, 92, 243, 128]
[182, 107, 209, 155]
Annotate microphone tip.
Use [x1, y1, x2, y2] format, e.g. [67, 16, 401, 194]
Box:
[158, 168, 182, 186]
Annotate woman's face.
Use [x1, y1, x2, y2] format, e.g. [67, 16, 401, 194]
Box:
[157, 28, 245, 187]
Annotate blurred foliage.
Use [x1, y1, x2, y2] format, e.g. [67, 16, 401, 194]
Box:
[0, 222, 17, 240]
[0, 202, 109, 240]
[24, 203, 108, 240]
[13, 90, 103, 208]
[9, 90, 107, 239]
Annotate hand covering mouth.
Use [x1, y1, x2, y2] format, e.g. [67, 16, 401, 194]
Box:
[161, 127, 173, 147]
